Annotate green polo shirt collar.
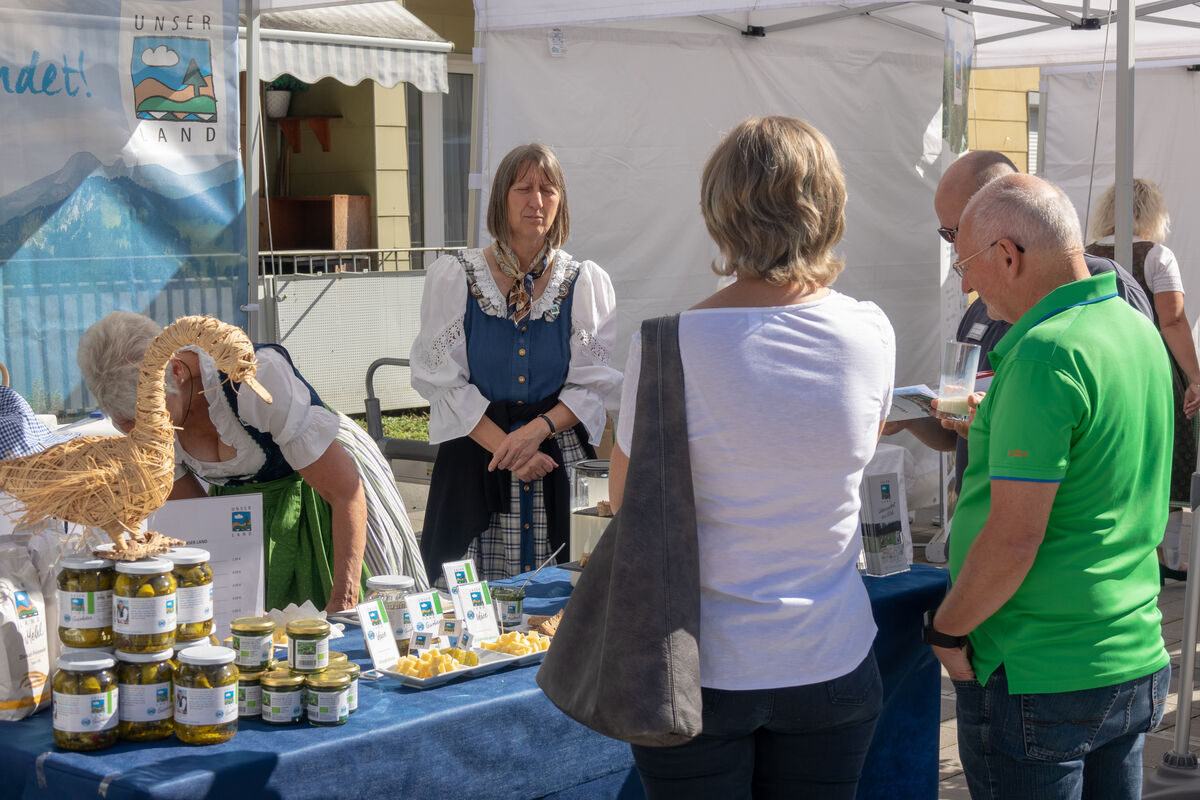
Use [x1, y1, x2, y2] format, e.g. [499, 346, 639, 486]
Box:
[991, 272, 1119, 368]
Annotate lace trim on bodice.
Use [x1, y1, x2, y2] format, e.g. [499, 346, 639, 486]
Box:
[461, 249, 582, 323]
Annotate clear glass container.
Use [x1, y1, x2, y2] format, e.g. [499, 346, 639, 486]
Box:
[163, 547, 214, 640]
[326, 661, 361, 713]
[305, 670, 351, 726]
[56, 556, 115, 648]
[238, 667, 266, 718]
[569, 459, 611, 565]
[286, 619, 331, 673]
[115, 648, 174, 741]
[52, 652, 118, 751]
[365, 574, 416, 642]
[260, 669, 306, 725]
[113, 558, 177, 653]
[173, 646, 238, 745]
[230, 616, 276, 670]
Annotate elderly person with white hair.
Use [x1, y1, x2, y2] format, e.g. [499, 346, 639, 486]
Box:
[77, 312, 428, 612]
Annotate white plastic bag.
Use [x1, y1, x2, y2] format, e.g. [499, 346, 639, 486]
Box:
[0, 540, 51, 720]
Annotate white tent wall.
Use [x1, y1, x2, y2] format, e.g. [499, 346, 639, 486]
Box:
[479, 14, 950, 392]
[1041, 66, 1200, 337]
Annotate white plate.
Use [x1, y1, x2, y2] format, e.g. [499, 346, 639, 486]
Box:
[379, 649, 518, 689]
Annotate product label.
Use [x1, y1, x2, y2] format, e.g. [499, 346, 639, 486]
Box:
[58, 590, 113, 630]
[405, 591, 444, 637]
[306, 687, 348, 723]
[231, 632, 273, 668]
[113, 593, 176, 635]
[118, 682, 172, 721]
[345, 677, 358, 712]
[175, 683, 237, 725]
[261, 687, 303, 723]
[176, 584, 213, 624]
[288, 636, 329, 670]
[53, 689, 118, 732]
[238, 682, 262, 716]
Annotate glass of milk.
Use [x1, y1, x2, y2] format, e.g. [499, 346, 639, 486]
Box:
[935, 340, 981, 421]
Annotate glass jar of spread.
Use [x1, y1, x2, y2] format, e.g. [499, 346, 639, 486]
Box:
[173, 645, 238, 745]
[365, 574, 416, 641]
[163, 548, 214, 640]
[328, 651, 348, 666]
[56, 556, 115, 648]
[286, 619, 330, 673]
[113, 558, 177, 653]
[490, 585, 526, 629]
[305, 670, 351, 726]
[52, 652, 119, 751]
[229, 616, 276, 670]
[115, 648, 174, 741]
[260, 669, 306, 725]
[237, 667, 266, 718]
[326, 662, 361, 713]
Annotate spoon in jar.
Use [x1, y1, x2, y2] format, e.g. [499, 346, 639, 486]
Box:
[518, 542, 566, 592]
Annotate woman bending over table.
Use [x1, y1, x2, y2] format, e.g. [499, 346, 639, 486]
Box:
[610, 117, 895, 798]
[78, 311, 429, 613]
[411, 143, 620, 584]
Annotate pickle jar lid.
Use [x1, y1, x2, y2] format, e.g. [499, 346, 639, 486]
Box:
[306, 671, 351, 690]
[260, 669, 306, 689]
[328, 662, 361, 679]
[163, 547, 210, 565]
[58, 556, 114, 571]
[286, 619, 331, 637]
[177, 645, 236, 666]
[366, 575, 415, 591]
[116, 648, 174, 663]
[57, 652, 116, 671]
[114, 557, 173, 575]
[328, 651, 348, 665]
[230, 616, 276, 633]
[237, 667, 268, 682]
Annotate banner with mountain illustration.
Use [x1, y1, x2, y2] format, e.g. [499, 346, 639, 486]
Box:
[0, 0, 244, 417]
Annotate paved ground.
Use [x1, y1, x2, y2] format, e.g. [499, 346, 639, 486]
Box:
[393, 472, 1200, 796]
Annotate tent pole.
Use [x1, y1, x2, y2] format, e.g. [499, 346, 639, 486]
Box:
[244, 0, 263, 341]
[467, 28, 485, 250]
[1114, 0, 1134, 271]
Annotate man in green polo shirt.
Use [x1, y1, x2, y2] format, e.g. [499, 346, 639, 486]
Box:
[924, 173, 1172, 799]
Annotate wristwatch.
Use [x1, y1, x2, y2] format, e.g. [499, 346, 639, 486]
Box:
[923, 610, 969, 649]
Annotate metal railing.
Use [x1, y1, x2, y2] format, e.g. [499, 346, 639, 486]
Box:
[257, 246, 466, 275]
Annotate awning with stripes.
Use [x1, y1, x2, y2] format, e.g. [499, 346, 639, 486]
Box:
[240, 1, 450, 93]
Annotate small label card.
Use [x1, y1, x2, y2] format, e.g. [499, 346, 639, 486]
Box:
[455, 582, 500, 641]
[441, 559, 478, 620]
[405, 590, 445, 642]
[356, 599, 401, 670]
[441, 617, 459, 648]
[409, 630, 436, 655]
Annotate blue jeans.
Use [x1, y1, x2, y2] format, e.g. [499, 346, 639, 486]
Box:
[630, 649, 882, 800]
[954, 663, 1169, 800]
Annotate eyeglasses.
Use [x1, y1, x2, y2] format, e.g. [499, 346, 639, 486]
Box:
[952, 239, 1025, 278]
[937, 226, 958, 244]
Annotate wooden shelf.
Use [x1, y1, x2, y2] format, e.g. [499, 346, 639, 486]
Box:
[276, 115, 341, 153]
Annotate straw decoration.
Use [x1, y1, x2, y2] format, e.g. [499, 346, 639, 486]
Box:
[0, 315, 272, 560]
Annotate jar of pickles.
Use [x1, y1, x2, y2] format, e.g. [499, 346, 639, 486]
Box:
[305, 670, 351, 726]
[173, 646, 238, 745]
[327, 661, 361, 713]
[113, 558, 176, 653]
[238, 667, 265, 718]
[164, 548, 213, 640]
[56, 556, 116, 648]
[365, 574, 415, 642]
[115, 648, 174, 741]
[260, 669, 305, 725]
[52, 652, 118, 751]
[230, 616, 276, 670]
[286, 619, 330, 673]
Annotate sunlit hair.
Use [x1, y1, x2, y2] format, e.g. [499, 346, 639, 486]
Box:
[77, 311, 177, 426]
[964, 175, 1083, 257]
[1087, 178, 1171, 244]
[701, 116, 846, 289]
[487, 143, 570, 249]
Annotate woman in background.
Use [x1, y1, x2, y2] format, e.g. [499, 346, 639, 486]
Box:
[1087, 179, 1200, 582]
[609, 116, 894, 797]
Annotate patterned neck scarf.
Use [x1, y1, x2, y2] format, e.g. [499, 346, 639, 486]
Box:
[494, 241, 552, 325]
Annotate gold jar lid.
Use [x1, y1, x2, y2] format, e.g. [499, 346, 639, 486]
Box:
[260, 669, 305, 689]
[237, 667, 268, 683]
[327, 662, 360, 679]
[286, 619, 330, 637]
[328, 651, 348, 665]
[231, 616, 276, 633]
[305, 671, 351, 690]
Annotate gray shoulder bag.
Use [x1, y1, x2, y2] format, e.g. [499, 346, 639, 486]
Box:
[536, 315, 702, 747]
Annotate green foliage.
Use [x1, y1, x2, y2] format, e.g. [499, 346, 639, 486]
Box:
[267, 74, 310, 92]
[353, 409, 430, 441]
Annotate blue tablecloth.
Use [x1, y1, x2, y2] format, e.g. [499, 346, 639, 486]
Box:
[2, 565, 948, 800]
